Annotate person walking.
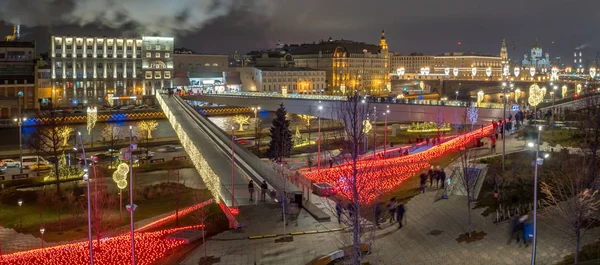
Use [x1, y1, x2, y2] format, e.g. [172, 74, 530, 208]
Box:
[419, 172, 427, 193]
[396, 202, 406, 228]
[329, 158, 334, 168]
[248, 180, 255, 201]
[375, 203, 382, 229]
[388, 198, 397, 223]
[428, 166, 435, 187]
[425, 135, 430, 146]
[439, 167, 447, 189]
[491, 135, 497, 154]
[434, 166, 441, 188]
[335, 201, 343, 224]
[260, 180, 268, 202]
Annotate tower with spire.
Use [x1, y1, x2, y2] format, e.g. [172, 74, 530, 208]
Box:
[379, 30, 388, 51]
[500, 38, 508, 68]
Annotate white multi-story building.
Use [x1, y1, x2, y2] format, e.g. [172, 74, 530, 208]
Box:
[237, 67, 326, 94]
[50, 35, 174, 107]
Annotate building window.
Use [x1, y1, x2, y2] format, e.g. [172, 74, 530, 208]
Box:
[146, 45, 151, 50]
[204, 63, 210, 66]
[154, 71, 162, 79]
[155, 45, 161, 50]
[155, 53, 160, 58]
[164, 71, 171, 79]
[165, 53, 170, 58]
[145, 52, 151, 58]
[213, 63, 218, 67]
[145, 71, 152, 79]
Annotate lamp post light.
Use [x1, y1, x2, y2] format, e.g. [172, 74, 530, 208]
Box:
[231, 126, 236, 207]
[477, 90, 484, 107]
[40, 226, 45, 249]
[531, 126, 543, 265]
[317, 104, 323, 172]
[127, 126, 136, 265]
[14, 116, 26, 173]
[362, 99, 368, 154]
[251, 106, 261, 151]
[373, 106, 377, 160]
[384, 106, 390, 157]
[502, 82, 507, 171]
[18, 199, 23, 230]
[455, 90, 459, 101]
[76, 132, 94, 265]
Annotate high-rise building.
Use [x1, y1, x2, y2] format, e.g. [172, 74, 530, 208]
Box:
[0, 40, 36, 118]
[50, 35, 174, 107]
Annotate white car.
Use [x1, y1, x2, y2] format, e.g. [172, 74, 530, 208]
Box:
[1, 159, 20, 168]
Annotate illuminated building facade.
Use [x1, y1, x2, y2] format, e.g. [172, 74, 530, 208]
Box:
[0, 40, 36, 118]
[174, 48, 229, 73]
[237, 67, 326, 94]
[291, 31, 390, 95]
[522, 39, 550, 70]
[391, 52, 502, 80]
[50, 35, 174, 107]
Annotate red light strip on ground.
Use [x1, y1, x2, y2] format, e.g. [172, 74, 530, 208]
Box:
[136, 199, 213, 232]
[304, 125, 493, 203]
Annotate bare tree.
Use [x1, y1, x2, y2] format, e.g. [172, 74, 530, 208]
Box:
[90, 167, 118, 246]
[457, 146, 478, 237]
[541, 156, 600, 264]
[27, 111, 69, 195]
[101, 123, 123, 165]
[192, 191, 212, 260]
[298, 114, 315, 143]
[572, 87, 600, 187]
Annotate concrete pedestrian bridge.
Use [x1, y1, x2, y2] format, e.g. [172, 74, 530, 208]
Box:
[183, 93, 506, 125]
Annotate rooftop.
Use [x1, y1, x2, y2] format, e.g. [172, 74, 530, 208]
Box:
[257, 67, 322, 72]
[0, 41, 35, 48]
[289, 40, 381, 56]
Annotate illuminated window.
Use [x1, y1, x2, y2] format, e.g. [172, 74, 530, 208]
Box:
[155, 45, 161, 50]
[155, 53, 160, 58]
[145, 71, 152, 79]
[146, 52, 151, 58]
[212, 63, 218, 67]
[164, 71, 171, 79]
[165, 53, 170, 58]
[154, 71, 162, 79]
[204, 63, 210, 67]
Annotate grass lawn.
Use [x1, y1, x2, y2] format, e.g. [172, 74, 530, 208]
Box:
[0, 183, 203, 243]
[556, 240, 600, 265]
[519, 126, 581, 148]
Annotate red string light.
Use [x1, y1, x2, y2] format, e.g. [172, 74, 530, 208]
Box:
[0, 201, 212, 264]
[305, 125, 493, 203]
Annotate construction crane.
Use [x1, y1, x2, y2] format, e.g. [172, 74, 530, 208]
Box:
[5, 24, 20, 41]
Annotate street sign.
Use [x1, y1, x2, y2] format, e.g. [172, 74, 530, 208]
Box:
[12, 174, 28, 180]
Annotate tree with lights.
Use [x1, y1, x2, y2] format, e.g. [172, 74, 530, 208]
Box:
[57, 126, 75, 147]
[467, 104, 478, 130]
[298, 114, 315, 144]
[267, 104, 293, 160]
[232, 115, 250, 131]
[294, 126, 302, 144]
[87, 107, 98, 147]
[137, 120, 159, 139]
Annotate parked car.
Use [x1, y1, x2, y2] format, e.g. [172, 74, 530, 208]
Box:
[91, 152, 113, 164]
[29, 162, 53, 171]
[155, 145, 182, 153]
[21, 156, 50, 169]
[119, 148, 154, 162]
[1, 158, 21, 168]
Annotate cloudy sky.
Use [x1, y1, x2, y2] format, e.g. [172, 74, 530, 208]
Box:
[1, 0, 599, 61]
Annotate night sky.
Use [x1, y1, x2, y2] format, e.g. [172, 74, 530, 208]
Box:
[1, 0, 599, 61]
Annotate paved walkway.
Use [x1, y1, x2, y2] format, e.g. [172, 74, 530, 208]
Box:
[180, 131, 600, 265]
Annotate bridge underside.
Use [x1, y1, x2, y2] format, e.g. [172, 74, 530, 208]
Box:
[183, 95, 506, 125]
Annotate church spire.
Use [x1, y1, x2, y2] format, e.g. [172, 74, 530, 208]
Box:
[379, 29, 388, 51]
[501, 38, 508, 68]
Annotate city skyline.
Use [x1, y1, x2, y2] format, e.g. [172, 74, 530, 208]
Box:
[1, 0, 599, 60]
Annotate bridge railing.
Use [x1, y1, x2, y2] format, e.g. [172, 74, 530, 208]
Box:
[173, 96, 300, 196]
[185, 92, 504, 109]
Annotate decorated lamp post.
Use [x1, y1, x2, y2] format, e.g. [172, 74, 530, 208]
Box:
[453, 68, 459, 78]
[127, 126, 136, 265]
[530, 126, 543, 265]
[528, 84, 544, 126]
[18, 199, 23, 230]
[317, 103, 323, 172]
[112, 163, 129, 221]
[477, 90, 484, 107]
[40, 226, 45, 249]
[384, 105, 390, 156]
[251, 106, 261, 150]
[76, 132, 94, 265]
[87, 107, 98, 147]
[514, 67, 520, 78]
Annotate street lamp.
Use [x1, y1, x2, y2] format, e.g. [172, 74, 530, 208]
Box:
[531, 126, 543, 265]
[455, 90, 459, 101]
[87, 107, 98, 147]
[18, 199, 22, 230]
[77, 132, 95, 265]
[127, 126, 136, 265]
[251, 106, 261, 151]
[40, 226, 45, 249]
[230, 126, 236, 205]
[384, 106, 390, 157]
[373, 106, 377, 160]
[317, 103, 323, 172]
[14, 117, 26, 173]
[501, 82, 507, 171]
